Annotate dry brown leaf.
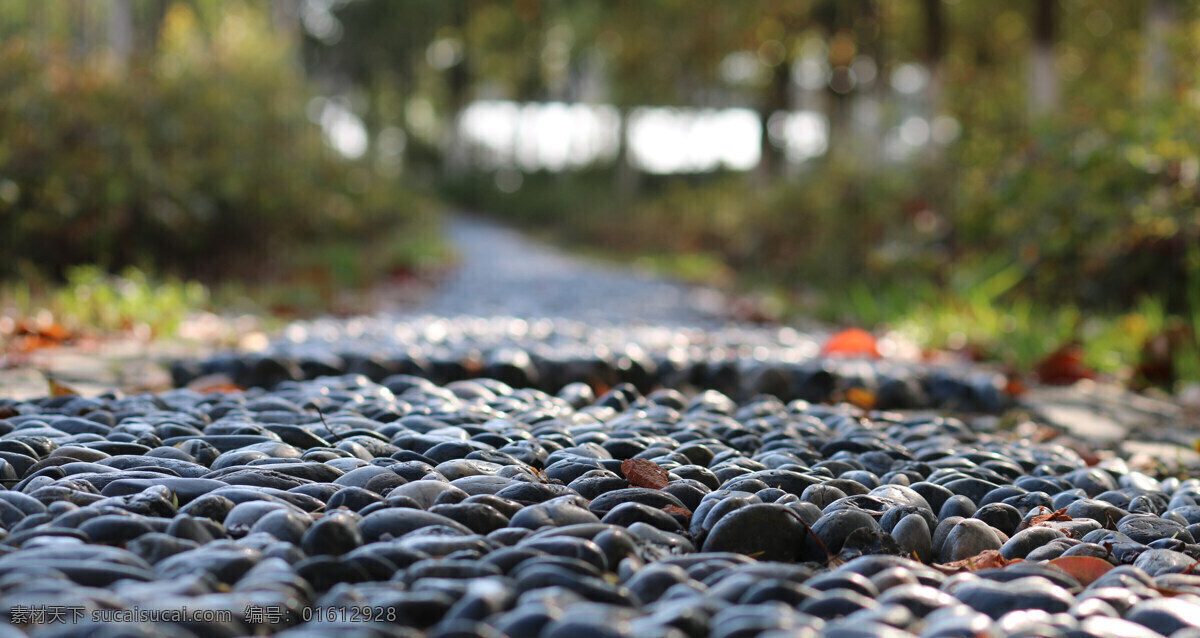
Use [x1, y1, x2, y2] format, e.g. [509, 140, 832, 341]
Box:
[622, 458, 669, 490]
[1005, 375, 1028, 397]
[1048, 556, 1113, 586]
[663, 505, 692, 520]
[185, 373, 245, 394]
[47, 376, 79, 397]
[1034, 342, 1098, 385]
[933, 550, 1019, 573]
[1023, 507, 1072, 529]
[845, 387, 877, 410]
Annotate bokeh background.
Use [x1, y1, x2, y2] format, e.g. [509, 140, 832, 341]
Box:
[2, 0, 1199, 389]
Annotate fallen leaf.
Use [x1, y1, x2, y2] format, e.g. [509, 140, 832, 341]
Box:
[47, 376, 79, 397]
[185, 373, 245, 394]
[622, 458, 669, 489]
[844, 387, 877, 410]
[1034, 342, 1098, 385]
[1023, 507, 1072, 529]
[663, 505, 692, 520]
[1059, 438, 1102, 467]
[1048, 556, 1113, 586]
[13, 334, 60, 353]
[821, 328, 880, 359]
[1031, 425, 1064, 443]
[933, 550, 1018, 573]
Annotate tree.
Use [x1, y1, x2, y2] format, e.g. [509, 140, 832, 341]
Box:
[1029, 0, 1057, 117]
[922, 0, 944, 117]
[1143, 0, 1174, 101]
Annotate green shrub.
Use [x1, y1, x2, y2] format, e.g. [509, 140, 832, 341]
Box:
[0, 4, 432, 282]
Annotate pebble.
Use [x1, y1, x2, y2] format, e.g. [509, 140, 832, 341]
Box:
[0, 352, 1189, 635]
[177, 314, 1011, 412]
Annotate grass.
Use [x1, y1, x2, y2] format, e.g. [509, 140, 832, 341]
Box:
[790, 274, 1200, 388]
[3, 265, 213, 339]
[0, 220, 450, 347]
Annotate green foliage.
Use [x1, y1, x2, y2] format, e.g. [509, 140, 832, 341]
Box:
[441, 93, 1200, 384]
[3, 265, 209, 337]
[0, 3, 433, 282]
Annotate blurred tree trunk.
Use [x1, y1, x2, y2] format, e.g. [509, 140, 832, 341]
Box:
[442, 0, 472, 176]
[107, 0, 133, 65]
[1029, 0, 1058, 117]
[922, 0, 944, 117]
[71, 0, 92, 59]
[816, 0, 867, 165]
[1143, 0, 1174, 100]
[31, 2, 49, 60]
[615, 109, 640, 201]
[135, 0, 167, 54]
[919, 0, 944, 163]
[756, 60, 790, 181]
[854, 0, 883, 168]
[271, 0, 302, 66]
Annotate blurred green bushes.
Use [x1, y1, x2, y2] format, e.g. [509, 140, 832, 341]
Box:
[0, 4, 436, 284]
[440, 99, 1200, 383]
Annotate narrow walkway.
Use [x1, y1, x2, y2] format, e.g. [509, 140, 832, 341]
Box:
[416, 214, 725, 324]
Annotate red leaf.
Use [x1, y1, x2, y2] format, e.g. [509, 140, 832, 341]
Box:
[621, 458, 669, 490]
[1005, 375, 1028, 397]
[1048, 556, 1113, 587]
[1034, 342, 1097, 385]
[821, 329, 880, 359]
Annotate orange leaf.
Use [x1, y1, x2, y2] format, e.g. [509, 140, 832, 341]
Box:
[14, 335, 59, 353]
[47, 376, 79, 397]
[1048, 556, 1113, 587]
[185, 373, 245, 394]
[621, 458, 669, 490]
[663, 505, 692, 520]
[821, 329, 880, 359]
[40, 322, 71, 342]
[933, 550, 1018, 573]
[1024, 507, 1072, 529]
[845, 387, 877, 410]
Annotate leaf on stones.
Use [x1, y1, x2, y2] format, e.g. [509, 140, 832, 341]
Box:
[185, 373, 245, 394]
[1024, 507, 1072, 529]
[621, 458, 669, 489]
[844, 387, 877, 410]
[933, 549, 1018, 573]
[821, 328, 880, 359]
[47, 375, 79, 397]
[1005, 375, 1028, 397]
[663, 505, 692, 520]
[1034, 342, 1097, 385]
[1048, 556, 1113, 587]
